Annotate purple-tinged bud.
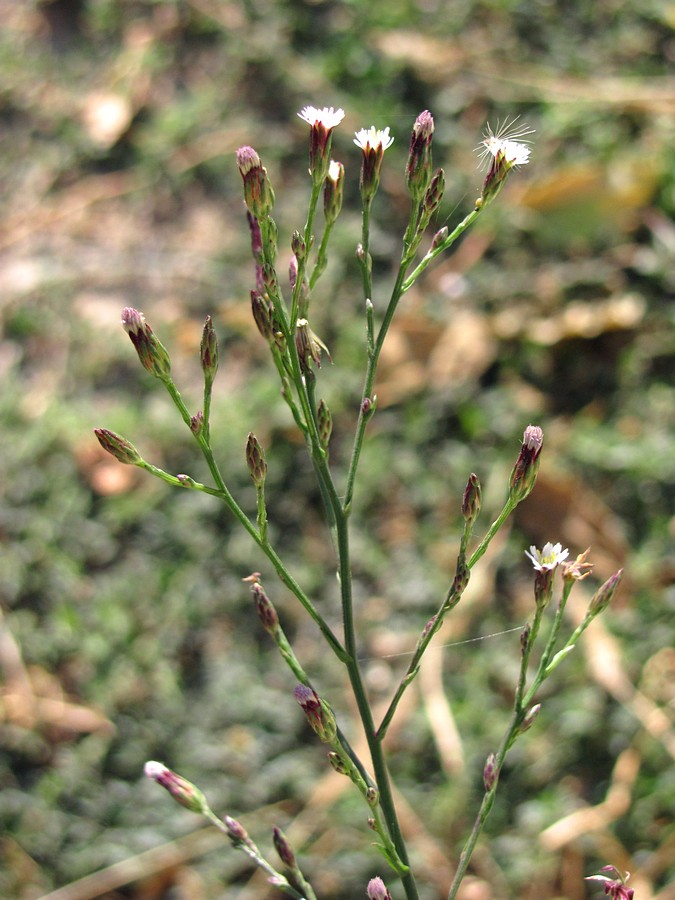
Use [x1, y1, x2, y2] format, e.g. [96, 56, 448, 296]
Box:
[406, 109, 434, 199]
[224, 815, 250, 846]
[328, 751, 348, 775]
[291, 231, 307, 262]
[200, 316, 219, 384]
[367, 876, 393, 900]
[251, 582, 279, 635]
[422, 615, 437, 640]
[236, 145, 275, 218]
[483, 752, 497, 792]
[298, 106, 345, 183]
[520, 703, 541, 734]
[176, 473, 196, 488]
[261, 262, 278, 297]
[317, 399, 332, 451]
[94, 428, 142, 466]
[247, 211, 263, 262]
[250, 290, 275, 341]
[288, 254, 298, 291]
[588, 569, 623, 617]
[272, 826, 296, 868]
[423, 167, 445, 217]
[365, 786, 378, 807]
[430, 226, 449, 251]
[121, 307, 172, 381]
[367, 817, 377, 832]
[293, 684, 337, 743]
[461, 472, 481, 525]
[356, 243, 366, 262]
[144, 761, 209, 815]
[190, 412, 204, 435]
[246, 432, 267, 488]
[520, 622, 531, 656]
[354, 125, 394, 202]
[323, 159, 344, 225]
[509, 425, 544, 503]
[361, 396, 376, 418]
[295, 318, 331, 372]
[452, 559, 470, 595]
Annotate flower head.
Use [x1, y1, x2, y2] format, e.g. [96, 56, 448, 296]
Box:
[475, 117, 534, 208]
[354, 126, 394, 202]
[562, 547, 594, 583]
[586, 866, 634, 899]
[509, 424, 544, 502]
[353, 125, 394, 153]
[121, 307, 172, 382]
[298, 105, 345, 183]
[525, 542, 569, 571]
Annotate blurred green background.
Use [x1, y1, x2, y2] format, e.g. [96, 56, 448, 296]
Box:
[1, 1, 673, 898]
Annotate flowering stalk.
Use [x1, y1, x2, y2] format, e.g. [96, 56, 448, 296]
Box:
[447, 552, 622, 899]
[102, 107, 542, 900]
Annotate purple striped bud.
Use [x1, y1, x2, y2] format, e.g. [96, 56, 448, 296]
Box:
[94, 428, 142, 465]
[144, 761, 208, 815]
[121, 307, 172, 381]
[272, 826, 296, 868]
[236, 146, 275, 218]
[367, 876, 393, 900]
[406, 110, 434, 199]
[509, 425, 543, 502]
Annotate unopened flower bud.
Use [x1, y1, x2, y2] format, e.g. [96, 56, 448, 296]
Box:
[317, 399, 332, 451]
[452, 559, 470, 595]
[520, 623, 531, 656]
[588, 569, 623, 617]
[430, 226, 449, 251]
[323, 159, 344, 225]
[250, 290, 275, 341]
[272, 826, 296, 868]
[293, 684, 337, 743]
[361, 396, 376, 417]
[328, 751, 348, 775]
[224, 815, 250, 846]
[366, 786, 379, 807]
[261, 262, 279, 297]
[200, 316, 219, 384]
[121, 307, 172, 382]
[190, 412, 204, 435]
[367, 876, 393, 900]
[423, 167, 445, 217]
[251, 582, 279, 635]
[483, 752, 497, 792]
[509, 425, 543, 503]
[461, 473, 481, 525]
[246, 432, 267, 487]
[94, 428, 142, 465]
[406, 109, 434, 199]
[247, 211, 263, 262]
[520, 703, 541, 733]
[291, 230, 306, 262]
[144, 761, 209, 815]
[236, 146, 275, 219]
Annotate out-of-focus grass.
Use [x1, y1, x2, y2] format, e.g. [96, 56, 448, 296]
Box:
[0, 1, 673, 898]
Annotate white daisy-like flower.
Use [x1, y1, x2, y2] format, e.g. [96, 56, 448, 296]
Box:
[525, 542, 569, 572]
[476, 117, 534, 171]
[298, 106, 345, 129]
[354, 125, 394, 152]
